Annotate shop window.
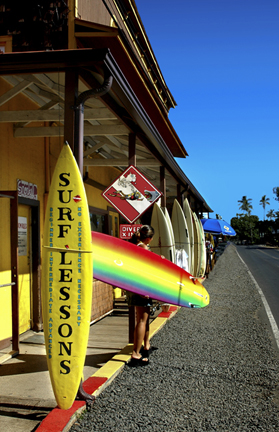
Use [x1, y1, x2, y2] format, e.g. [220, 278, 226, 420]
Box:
[90, 211, 107, 234]
[89, 207, 118, 236]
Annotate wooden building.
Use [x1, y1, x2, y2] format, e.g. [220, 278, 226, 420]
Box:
[0, 0, 212, 351]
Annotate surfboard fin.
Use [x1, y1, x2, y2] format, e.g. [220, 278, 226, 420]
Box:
[189, 276, 205, 284]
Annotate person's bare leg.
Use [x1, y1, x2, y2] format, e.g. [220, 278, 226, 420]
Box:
[143, 310, 150, 351]
[132, 306, 149, 360]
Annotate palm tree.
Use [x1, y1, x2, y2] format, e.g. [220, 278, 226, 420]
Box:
[238, 196, 253, 216]
[266, 209, 275, 221]
[273, 187, 279, 202]
[259, 195, 270, 220]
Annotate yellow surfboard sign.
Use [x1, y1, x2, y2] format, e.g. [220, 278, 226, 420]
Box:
[42, 143, 93, 410]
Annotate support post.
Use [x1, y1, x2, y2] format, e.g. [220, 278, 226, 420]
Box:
[10, 191, 19, 352]
[177, 184, 181, 206]
[160, 166, 166, 208]
[129, 133, 136, 166]
[128, 133, 136, 343]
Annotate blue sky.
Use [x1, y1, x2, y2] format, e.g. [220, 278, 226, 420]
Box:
[137, 0, 279, 223]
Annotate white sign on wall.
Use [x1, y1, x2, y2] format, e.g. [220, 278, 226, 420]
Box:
[17, 179, 38, 200]
[18, 216, 27, 256]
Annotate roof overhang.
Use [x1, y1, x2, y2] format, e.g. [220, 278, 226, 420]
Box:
[74, 19, 188, 159]
[0, 48, 212, 212]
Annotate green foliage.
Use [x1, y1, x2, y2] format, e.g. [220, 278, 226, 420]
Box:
[257, 220, 278, 245]
[238, 196, 253, 216]
[266, 209, 275, 220]
[231, 214, 259, 243]
[231, 191, 279, 244]
[259, 195, 270, 220]
[273, 187, 279, 202]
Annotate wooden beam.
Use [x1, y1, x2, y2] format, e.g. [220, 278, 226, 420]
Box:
[0, 80, 32, 107]
[0, 110, 65, 123]
[84, 141, 105, 156]
[106, 142, 152, 159]
[83, 124, 128, 136]
[33, 73, 64, 94]
[14, 124, 128, 137]
[14, 101, 59, 128]
[75, 32, 118, 38]
[0, 108, 117, 123]
[68, 0, 77, 49]
[36, 88, 64, 103]
[83, 158, 160, 166]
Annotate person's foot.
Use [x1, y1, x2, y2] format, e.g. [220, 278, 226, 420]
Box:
[141, 349, 149, 360]
[129, 356, 149, 367]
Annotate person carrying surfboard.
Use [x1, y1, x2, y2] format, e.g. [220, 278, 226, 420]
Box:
[127, 225, 155, 367]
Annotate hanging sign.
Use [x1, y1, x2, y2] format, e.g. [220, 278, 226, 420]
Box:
[120, 224, 142, 239]
[17, 179, 38, 200]
[102, 166, 162, 224]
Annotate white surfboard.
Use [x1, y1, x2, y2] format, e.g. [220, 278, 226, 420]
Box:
[161, 206, 176, 264]
[150, 202, 175, 263]
[192, 211, 201, 277]
[183, 198, 194, 275]
[197, 218, 206, 278]
[171, 199, 190, 272]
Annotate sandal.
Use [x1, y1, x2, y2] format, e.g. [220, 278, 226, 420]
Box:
[129, 356, 149, 367]
[141, 349, 149, 360]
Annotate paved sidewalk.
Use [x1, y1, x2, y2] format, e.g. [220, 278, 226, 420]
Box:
[0, 304, 177, 432]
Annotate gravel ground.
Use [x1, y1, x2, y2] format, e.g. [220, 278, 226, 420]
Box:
[70, 244, 279, 432]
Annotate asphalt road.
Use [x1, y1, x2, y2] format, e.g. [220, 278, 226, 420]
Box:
[236, 244, 279, 328]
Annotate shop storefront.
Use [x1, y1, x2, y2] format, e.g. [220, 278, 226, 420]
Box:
[0, 0, 212, 352]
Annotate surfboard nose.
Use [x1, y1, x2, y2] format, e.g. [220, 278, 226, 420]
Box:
[202, 288, 210, 307]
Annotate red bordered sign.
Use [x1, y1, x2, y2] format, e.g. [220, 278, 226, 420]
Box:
[120, 224, 142, 239]
[102, 166, 162, 224]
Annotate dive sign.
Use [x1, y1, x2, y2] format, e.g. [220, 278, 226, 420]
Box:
[102, 165, 162, 223]
[42, 143, 93, 410]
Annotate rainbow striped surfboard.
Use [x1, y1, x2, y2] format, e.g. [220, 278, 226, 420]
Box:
[92, 232, 209, 308]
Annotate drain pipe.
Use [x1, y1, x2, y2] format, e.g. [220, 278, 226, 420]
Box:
[73, 72, 113, 404]
[74, 72, 113, 174]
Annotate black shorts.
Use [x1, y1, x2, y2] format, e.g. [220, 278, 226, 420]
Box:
[126, 291, 152, 307]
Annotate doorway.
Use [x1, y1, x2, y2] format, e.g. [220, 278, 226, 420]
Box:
[18, 204, 32, 333]
[18, 197, 41, 333]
